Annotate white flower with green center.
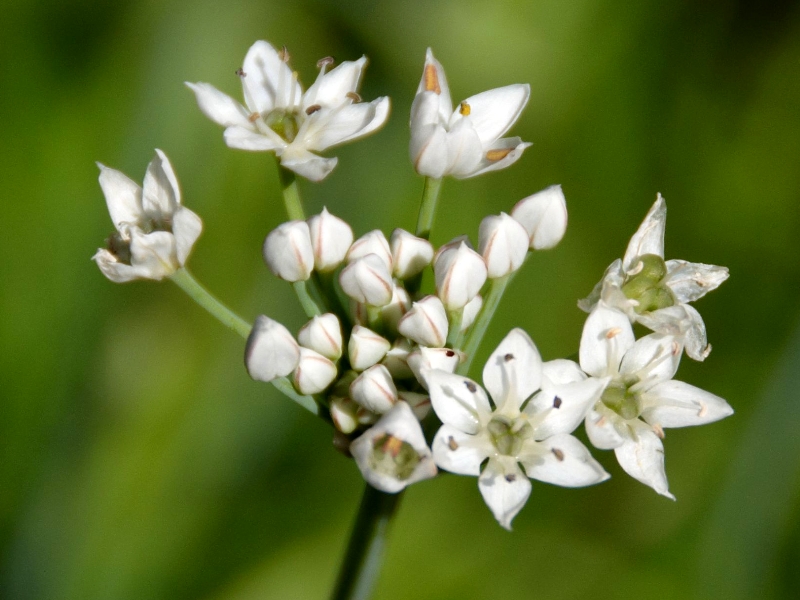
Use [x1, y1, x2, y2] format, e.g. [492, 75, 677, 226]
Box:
[579, 304, 733, 499]
[410, 48, 531, 179]
[93, 150, 202, 283]
[578, 195, 729, 361]
[187, 41, 390, 182]
[424, 329, 609, 530]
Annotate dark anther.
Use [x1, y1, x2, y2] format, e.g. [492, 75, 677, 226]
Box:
[552, 448, 565, 461]
[553, 396, 562, 409]
[504, 353, 514, 362]
[505, 474, 516, 482]
[465, 381, 477, 393]
[235, 68, 246, 78]
[346, 91, 362, 102]
[447, 436, 459, 451]
[445, 350, 455, 357]
[305, 104, 322, 115]
[278, 46, 290, 62]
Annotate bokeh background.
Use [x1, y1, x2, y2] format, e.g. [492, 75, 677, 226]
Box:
[2, 0, 800, 598]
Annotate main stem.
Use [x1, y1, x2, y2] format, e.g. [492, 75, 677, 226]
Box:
[278, 165, 306, 221]
[415, 177, 443, 240]
[331, 485, 404, 600]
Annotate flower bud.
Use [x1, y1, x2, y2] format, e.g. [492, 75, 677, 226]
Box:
[390, 229, 434, 279]
[339, 254, 394, 306]
[346, 230, 392, 270]
[293, 347, 338, 395]
[478, 212, 529, 278]
[330, 396, 360, 434]
[511, 185, 568, 250]
[350, 364, 398, 413]
[382, 338, 415, 380]
[432, 235, 472, 263]
[461, 294, 483, 332]
[349, 326, 391, 371]
[397, 295, 449, 348]
[245, 315, 300, 382]
[398, 390, 432, 420]
[407, 346, 461, 389]
[263, 220, 314, 281]
[350, 401, 438, 493]
[379, 284, 412, 336]
[297, 313, 343, 360]
[307, 207, 353, 272]
[434, 241, 487, 310]
[350, 299, 368, 326]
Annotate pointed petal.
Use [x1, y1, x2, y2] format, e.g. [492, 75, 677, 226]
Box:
[303, 56, 366, 110]
[172, 206, 203, 265]
[526, 376, 608, 438]
[614, 422, 675, 499]
[455, 84, 530, 144]
[664, 260, 730, 303]
[128, 229, 177, 279]
[578, 259, 624, 313]
[302, 99, 389, 152]
[579, 305, 635, 378]
[520, 434, 610, 487]
[638, 304, 710, 361]
[93, 249, 147, 283]
[423, 369, 491, 434]
[642, 380, 733, 428]
[620, 333, 681, 390]
[416, 48, 453, 123]
[410, 93, 449, 179]
[280, 149, 338, 182]
[242, 40, 301, 113]
[224, 126, 285, 151]
[478, 457, 531, 530]
[622, 195, 666, 271]
[482, 328, 542, 413]
[585, 405, 627, 449]
[681, 305, 711, 361]
[462, 138, 531, 178]
[432, 424, 492, 476]
[443, 118, 483, 177]
[245, 315, 300, 382]
[185, 82, 252, 128]
[97, 163, 143, 230]
[142, 150, 179, 218]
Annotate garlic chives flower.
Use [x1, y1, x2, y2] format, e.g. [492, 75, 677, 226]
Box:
[187, 41, 390, 182]
[93, 150, 202, 282]
[409, 48, 531, 179]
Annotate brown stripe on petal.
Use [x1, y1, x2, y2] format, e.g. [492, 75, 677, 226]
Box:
[424, 64, 441, 94]
[486, 148, 513, 162]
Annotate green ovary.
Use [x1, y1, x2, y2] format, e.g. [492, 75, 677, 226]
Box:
[370, 434, 421, 481]
[487, 416, 533, 456]
[621, 254, 674, 314]
[601, 381, 642, 420]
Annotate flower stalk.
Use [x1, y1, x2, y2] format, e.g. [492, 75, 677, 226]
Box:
[278, 165, 306, 221]
[415, 177, 443, 240]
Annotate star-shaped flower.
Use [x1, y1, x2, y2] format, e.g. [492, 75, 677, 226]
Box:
[409, 48, 531, 179]
[579, 304, 733, 498]
[578, 195, 729, 360]
[187, 41, 390, 182]
[425, 329, 608, 529]
[93, 150, 202, 283]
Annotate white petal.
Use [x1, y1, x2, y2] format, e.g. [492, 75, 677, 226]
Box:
[185, 82, 252, 128]
[454, 84, 530, 144]
[443, 118, 483, 177]
[97, 163, 143, 230]
[307, 207, 353, 272]
[614, 422, 675, 499]
[92, 249, 147, 283]
[410, 121, 449, 178]
[297, 313, 343, 360]
[637, 304, 710, 361]
[463, 138, 531, 178]
[348, 325, 391, 371]
[423, 369, 491, 434]
[519, 434, 609, 488]
[279, 148, 338, 182]
[340, 96, 390, 143]
[407, 347, 461, 389]
[391, 229, 434, 279]
[293, 347, 337, 394]
[302, 100, 388, 152]
[398, 390, 432, 421]
[242, 40, 301, 113]
[432, 424, 492, 476]
[434, 242, 488, 310]
[410, 89, 442, 130]
[461, 294, 482, 331]
[585, 405, 627, 449]
[526, 376, 608, 439]
[482, 328, 542, 413]
[664, 260, 730, 303]
[478, 212, 530, 278]
[619, 333, 681, 390]
[579, 305, 635, 378]
[262, 221, 314, 282]
[641, 380, 733, 428]
[541, 359, 586, 385]
[224, 126, 285, 152]
[128, 229, 177, 279]
[172, 206, 203, 265]
[350, 364, 398, 413]
[681, 305, 711, 361]
[346, 230, 392, 270]
[622, 195, 666, 271]
[416, 48, 453, 122]
[397, 295, 449, 348]
[339, 254, 394, 306]
[141, 149, 180, 218]
[510, 185, 568, 250]
[245, 315, 300, 382]
[478, 456, 531, 530]
[578, 259, 624, 314]
[303, 57, 366, 110]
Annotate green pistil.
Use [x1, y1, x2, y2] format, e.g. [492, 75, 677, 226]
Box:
[370, 434, 421, 481]
[601, 381, 643, 420]
[621, 253, 674, 314]
[487, 415, 532, 456]
[266, 111, 300, 142]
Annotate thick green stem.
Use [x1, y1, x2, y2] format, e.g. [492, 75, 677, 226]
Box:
[169, 268, 321, 418]
[414, 177, 443, 240]
[278, 165, 306, 221]
[330, 485, 403, 600]
[457, 274, 514, 376]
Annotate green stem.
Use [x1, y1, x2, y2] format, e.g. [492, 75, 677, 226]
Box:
[414, 177, 443, 240]
[293, 280, 324, 317]
[330, 485, 403, 600]
[278, 165, 306, 221]
[446, 308, 464, 348]
[457, 274, 514, 376]
[169, 268, 321, 418]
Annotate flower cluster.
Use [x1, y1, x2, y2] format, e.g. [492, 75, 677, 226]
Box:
[93, 39, 732, 532]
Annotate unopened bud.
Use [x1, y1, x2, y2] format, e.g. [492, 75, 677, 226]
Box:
[511, 185, 568, 250]
[478, 212, 529, 278]
[297, 313, 343, 360]
[293, 347, 338, 394]
[350, 364, 398, 413]
[461, 294, 483, 331]
[382, 338, 415, 380]
[263, 220, 314, 281]
[346, 230, 392, 270]
[434, 241, 487, 310]
[245, 315, 300, 382]
[379, 284, 412, 336]
[390, 229, 434, 279]
[407, 346, 461, 389]
[330, 396, 360, 434]
[398, 390, 432, 420]
[307, 207, 353, 272]
[349, 325, 391, 371]
[397, 295, 449, 347]
[339, 254, 394, 306]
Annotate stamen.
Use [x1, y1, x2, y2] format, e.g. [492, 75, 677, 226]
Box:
[486, 148, 513, 161]
[447, 436, 459, 451]
[551, 448, 565, 461]
[505, 474, 516, 482]
[346, 91, 362, 103]
[504, 353, 515, 362]
[289, 71, 299, 110]
[248, 112, 261, 123]
[605, 327, 622, 339]
[652, 423, 665, 439]
[423, 63, 441, 94]
[305, 104, 321, 115]
[627, 260, 644, 277]
[596, 415, 607, 427]
[671, 341, 681, 356]
[553, 396, 562, 409]
[445, 350, 455, 357]
[316, 56, 335, 71]
[235, 68, 246, 78]
[464, 381, 477, 393]
[278, 45, 291, 63]
[698, 402, 708, 418]
[459, 101, 471, 116]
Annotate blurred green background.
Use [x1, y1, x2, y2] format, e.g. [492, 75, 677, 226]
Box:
[2, 0, 800, 598]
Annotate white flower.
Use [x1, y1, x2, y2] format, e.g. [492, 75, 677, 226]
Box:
[390, 229, 434, 279]
[346, 230, 393, 270]
[349, 325, 391, 371]
[339, 254, 394, 306]
[293, 347, 338, 394]
[434, 241, 488, 310]
[397, 295, 449, 348]
[578, 195, 729, 361]
[350, 364, 398, 413]
[350, 401, 437, 493]
[263, 220, 314, 282]
[478, 212, 530, 278]
[425, 329, 609, 529]
[297, 313, 343, 360]
[579, 304, 733, 499]
[93, 150, 202, 282]
[410, 49, 531, 179]
[187, 41, 390, 182]
[511, 185, 568, 250]
[245, 316, 300, 382]
[307, 207, 353, 272]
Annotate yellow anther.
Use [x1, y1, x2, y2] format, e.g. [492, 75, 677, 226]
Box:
[278, 45, 290, 62]
[248, 112, 261, 123]
[424, 63, 441, 94]
[459, 101, 471, 116]
[305, 104, 321, 115]
[486, 148, 513, 162]
[605, 327, 623, 339]
[652, 423, 665, 439]
[346, 91, 362, 103]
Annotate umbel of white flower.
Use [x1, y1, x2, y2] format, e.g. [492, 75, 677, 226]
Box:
[579, 304, 733, 498]
[93, 149, 202, 282]
[579, 195, 729, 361]
[187, 41, 390, 182]
[409, 48, 531, 179]
[425, 329, 609, 529]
